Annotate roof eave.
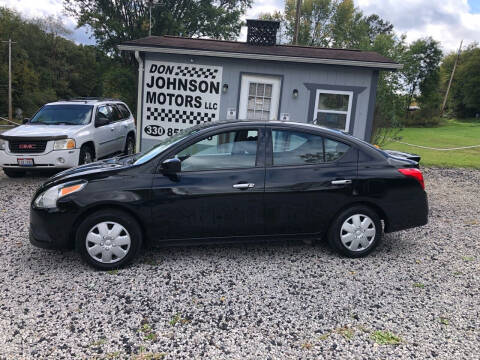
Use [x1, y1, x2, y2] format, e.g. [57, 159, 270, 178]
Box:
[118, 44, 403, 70]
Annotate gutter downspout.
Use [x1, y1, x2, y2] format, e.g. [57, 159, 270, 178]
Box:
[134, 50, 144, 152]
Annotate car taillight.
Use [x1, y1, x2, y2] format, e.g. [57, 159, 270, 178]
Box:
[398, 168, 425, 189]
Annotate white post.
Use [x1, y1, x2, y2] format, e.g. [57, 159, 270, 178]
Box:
[134, 51, 144, 153]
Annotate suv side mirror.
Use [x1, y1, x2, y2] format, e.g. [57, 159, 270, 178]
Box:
[95, 113, 110, 127]
[161, 158, 181, 174]
[22, 118, 29, 124]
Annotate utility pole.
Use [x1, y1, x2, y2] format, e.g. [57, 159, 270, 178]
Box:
[1, 39, 15, 121]
[293, 0, 302, 45]
[441, 40, 462, 115]
[147, 0, 159, 36]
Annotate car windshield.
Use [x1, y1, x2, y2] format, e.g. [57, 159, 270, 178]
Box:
[134, 126, 202, 165]
[29, 105, 94, 125]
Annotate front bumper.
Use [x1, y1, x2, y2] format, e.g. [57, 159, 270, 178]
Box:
[0, 148, 80, 169]
[29, 205, 78, 249]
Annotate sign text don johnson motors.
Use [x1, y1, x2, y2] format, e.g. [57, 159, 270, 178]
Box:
[142, 60, 223, 140]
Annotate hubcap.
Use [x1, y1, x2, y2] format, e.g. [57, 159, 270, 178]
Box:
[340, 214, 376, 252]
[85, 222, 131, 263]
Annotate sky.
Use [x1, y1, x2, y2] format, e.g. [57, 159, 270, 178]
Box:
[1, 0, 480, 52]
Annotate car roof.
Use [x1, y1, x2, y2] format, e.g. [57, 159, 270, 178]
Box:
[45, 98, 125, 106]
[194, 119, 351, 139]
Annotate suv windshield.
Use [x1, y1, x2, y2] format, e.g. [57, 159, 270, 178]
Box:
[134, 126, 202, 165]
[30, 105, 94, 125]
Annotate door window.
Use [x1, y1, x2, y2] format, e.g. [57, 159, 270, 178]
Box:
[247, 83, 273, 120]
[176, 129, 258, 172]
[313, 90, 353, 131]
[324, 137, 351, 162]
[272, 130, 350, 166]
[96, 106, 112, 125]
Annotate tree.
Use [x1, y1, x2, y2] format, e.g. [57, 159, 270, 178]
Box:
[441, 44, 480, 118]
[0, 7, 134, 117]
[401, 37, 443, 116]
[64, 0, 252, 62]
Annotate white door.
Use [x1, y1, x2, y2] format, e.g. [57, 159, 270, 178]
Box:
[238, 74, 281, 120]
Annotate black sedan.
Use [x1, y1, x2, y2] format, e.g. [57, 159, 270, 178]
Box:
[29, 120, 428, 269]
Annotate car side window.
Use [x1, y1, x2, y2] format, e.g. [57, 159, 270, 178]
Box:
[324, 137, 351, 162]
[272, 130, 351, 166]
[96, 106, 111, 125]
[175, 129, 259, 172]
[272, 129, 324, 166]
[116, 104, 131, 119]
[108, 105, 123, 122]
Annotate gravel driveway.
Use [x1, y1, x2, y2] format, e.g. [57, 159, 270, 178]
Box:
[0, 168, 479, 359]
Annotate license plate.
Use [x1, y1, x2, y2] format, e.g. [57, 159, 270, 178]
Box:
[17, 158, 34, 166]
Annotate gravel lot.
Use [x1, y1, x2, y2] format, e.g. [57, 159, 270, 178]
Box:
[0, 168, 479, 359]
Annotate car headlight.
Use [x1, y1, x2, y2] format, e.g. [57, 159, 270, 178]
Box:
[53, 138, 76, 150]
[0, 139, 6, 150]
[34, 181, 87, 209]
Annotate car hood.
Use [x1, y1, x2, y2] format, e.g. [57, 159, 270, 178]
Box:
[1, 124, 87, 139]
[45, 156, 136, 187]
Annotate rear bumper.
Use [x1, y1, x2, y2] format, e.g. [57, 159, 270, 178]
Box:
[383, 192, 429, 233]
[0, 148, 79, 169]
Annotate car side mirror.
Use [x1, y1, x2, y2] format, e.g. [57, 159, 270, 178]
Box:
[22, 118, 29, 124]
[161, 158, 181, 174]
[95, 114, 109, 127]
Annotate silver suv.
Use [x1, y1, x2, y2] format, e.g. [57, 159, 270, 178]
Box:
[0, 98, 136, 177]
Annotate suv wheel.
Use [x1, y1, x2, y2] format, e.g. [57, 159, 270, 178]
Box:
[76, 209, 142, 270]
[79, 145, 94, 165]
[125, 135, 135, 155]
[328, 206, 382, 257]
[3, 168, 26, 178]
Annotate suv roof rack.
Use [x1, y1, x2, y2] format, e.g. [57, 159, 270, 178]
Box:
[57, 97, 122, 103]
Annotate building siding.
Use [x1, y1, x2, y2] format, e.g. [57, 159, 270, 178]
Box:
[141, 52, 377, 151]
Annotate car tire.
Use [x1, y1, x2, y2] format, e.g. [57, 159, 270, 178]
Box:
[328, 205, 382, 258]
[124, 134, 135, 155]
[79, 144, 94, 165]
[3, 168, 26, 178]
[76, 209, 142, 270]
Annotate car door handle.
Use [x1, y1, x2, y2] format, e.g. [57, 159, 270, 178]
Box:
[233, 183, 255, 189]
[331, 179, 352, 185]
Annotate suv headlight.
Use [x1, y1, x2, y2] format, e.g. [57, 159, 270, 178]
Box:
[34, 181, 87, 209]
[0, 139, 6, 150]
[54, 138, 76, 150]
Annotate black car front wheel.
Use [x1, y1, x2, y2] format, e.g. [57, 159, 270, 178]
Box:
[76, 209, 142, 270]
[328, 205, 382, 257]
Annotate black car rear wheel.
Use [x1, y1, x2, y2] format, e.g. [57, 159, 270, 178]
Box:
[328, 205, 382, 257]
[76, 209, 142, 270]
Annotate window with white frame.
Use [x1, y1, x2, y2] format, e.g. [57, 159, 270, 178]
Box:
[313, 90, 353, 131]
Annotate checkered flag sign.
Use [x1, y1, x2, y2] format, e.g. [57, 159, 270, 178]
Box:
[174, 66, 219, 80]
[146, 107, 216, 124]
[142, 60, 223, 140]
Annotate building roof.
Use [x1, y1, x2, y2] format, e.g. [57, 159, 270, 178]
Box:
[119, 35, 402, 70]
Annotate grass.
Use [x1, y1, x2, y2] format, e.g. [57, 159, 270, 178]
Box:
[382, 119, 480, 168]
[370, 330, 403, 345]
